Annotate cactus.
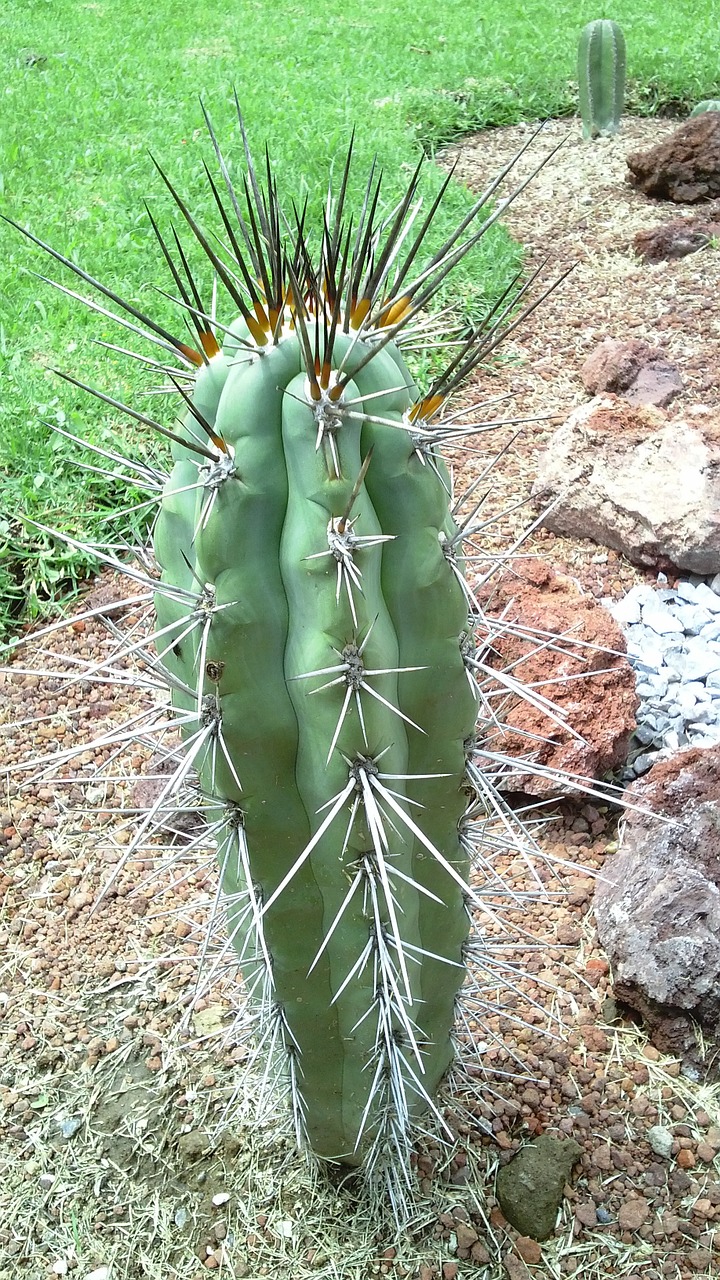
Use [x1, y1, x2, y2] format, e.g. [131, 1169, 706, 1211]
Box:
[691, 100, 720, 116]
[577, 19, 626, 139]
[3, 110, 572, 1195]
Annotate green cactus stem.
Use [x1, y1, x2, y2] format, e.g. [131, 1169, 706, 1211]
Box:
[3, 108, 569, 1186]
[577, 19, 626, 139]
[691, 100, 720, 116]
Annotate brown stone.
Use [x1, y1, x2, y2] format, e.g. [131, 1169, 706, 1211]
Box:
[475, 560, 636, 798]
[617, 1198, 650, 1231]
[688, 1250, 712, 1272]
[634, 217, 720, 263]
[503, 1256, 531, 1280]
[533, 398, 720, 573]
[575, 1201, 598, 1228]
[594, 747, 720, 1077]
[515, 1236, 542, 1264]
[454, 1221, 478, 1250]
[591, 1144, 613, 1172]
[627, 113, 720, 202]
[581, 337, 682, 408]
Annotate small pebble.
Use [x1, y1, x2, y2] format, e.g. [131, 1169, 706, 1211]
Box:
[617, 1198, 650, 1231]
[515, 1236, 542, 1264]
[647, 1126, 674, 1160]
[575, 1202, 598, 1228]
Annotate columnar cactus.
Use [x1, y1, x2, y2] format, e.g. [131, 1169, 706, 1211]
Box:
[4, 110, 562, 1186]
[577, 19, 627, 139]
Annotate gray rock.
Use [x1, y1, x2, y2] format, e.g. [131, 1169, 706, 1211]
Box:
[682, 640, 720, 681]
[675, 604, 713, 635]
[676, 686, 699, 717]
[595, 747, 720, 1072]
[624, 627, 668, 671]
[59, 1115, 83, 1140]
[641, 603, 684, 635]
[700, 621, 720, 641]
[688, 703, 717, 725]
[496, 1135, 583, 1241]
[634, 722, 659, 746]
[695, 582, 720, 612]
[655, 661, 677, 680]
[711, 573, 720, 596]
[633, 750, 662, 775]
[636, 675, 669, 698]
[533, 399, 720, 573]
[683, 681, 711, 702]
[647, 1125, 674, 1159]
[688, 729, 720, 746]
[612, 577, 720, 776]
[610, 594, 642, 626]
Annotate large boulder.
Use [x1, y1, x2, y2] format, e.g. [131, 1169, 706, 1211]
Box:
[626, 112, 720, 202]
[594, 747, 720, 1075]
[532, 397, 720, 573]
[476, 561, 637, 798]
[581, 337, 682, 408]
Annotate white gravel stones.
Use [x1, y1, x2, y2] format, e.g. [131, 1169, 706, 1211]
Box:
[608, 575, 720, 777]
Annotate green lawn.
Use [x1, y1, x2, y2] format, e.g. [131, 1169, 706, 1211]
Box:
[1, 0, 718, 636]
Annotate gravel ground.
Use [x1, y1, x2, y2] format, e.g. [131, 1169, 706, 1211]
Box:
[2, 118, 720, 1280]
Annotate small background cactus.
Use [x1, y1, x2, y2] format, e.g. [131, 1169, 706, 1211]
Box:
[577, 18, 627, 139]
[691, 100, 720, 116]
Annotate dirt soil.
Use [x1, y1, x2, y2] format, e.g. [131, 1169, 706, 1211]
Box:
[2, 119, 720, 1280]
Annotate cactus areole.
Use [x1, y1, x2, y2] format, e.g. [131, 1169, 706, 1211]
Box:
[7, 107, 560, 1177]
[577, 18, 626, 139]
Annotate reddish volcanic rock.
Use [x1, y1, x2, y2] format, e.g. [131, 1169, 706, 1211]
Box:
[634, 217, 720, 263]
[476, 561, 637, 798]
[626, 113, 720, 202]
